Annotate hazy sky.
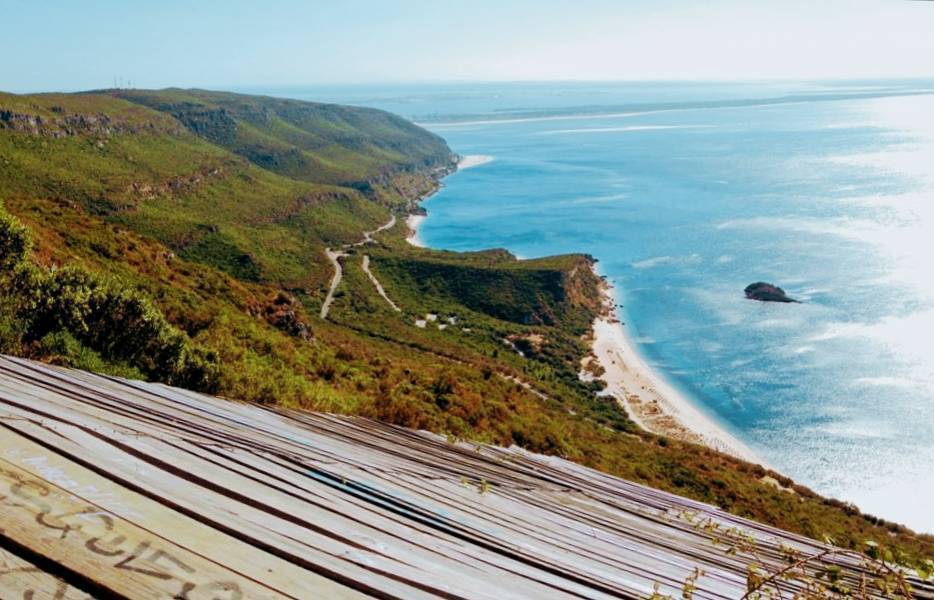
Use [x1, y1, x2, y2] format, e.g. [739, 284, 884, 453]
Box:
[3, 0, 934, 92]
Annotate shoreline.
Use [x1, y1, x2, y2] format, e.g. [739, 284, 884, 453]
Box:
[405, 213, 427, 247]
[407, 154, 761, 464]
[588, 272, 762, 464]
[406, 155, 493, 247]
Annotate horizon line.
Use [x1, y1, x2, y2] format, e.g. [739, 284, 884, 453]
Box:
[7, 75, 934, 96]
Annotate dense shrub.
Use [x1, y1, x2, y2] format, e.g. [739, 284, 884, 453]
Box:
[38, 330, 145, 379]
[0, 206, 218, 390]
[0, 205, 31, 271]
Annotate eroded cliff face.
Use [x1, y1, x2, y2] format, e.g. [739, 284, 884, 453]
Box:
[361, 159, 458, 212]
[561, 254, 606, 317]
[0, 106, 183, 138]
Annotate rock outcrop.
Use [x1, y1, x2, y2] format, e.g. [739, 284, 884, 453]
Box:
[0, 107, 182, 138]
[744, 282, 799, 303]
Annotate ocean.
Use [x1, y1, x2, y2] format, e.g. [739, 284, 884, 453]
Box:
[253, 81, 934, 533]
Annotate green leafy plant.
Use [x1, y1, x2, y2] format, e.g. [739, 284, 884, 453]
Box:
[1, 206, 218, 389]
[0, 205, 31, 270]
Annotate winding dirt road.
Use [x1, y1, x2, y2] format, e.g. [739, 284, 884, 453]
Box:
[320, 248, 347, 319]
[361, 255, 401, 312]
[320, 214, 399, 319]
[354, 214, 396, 246]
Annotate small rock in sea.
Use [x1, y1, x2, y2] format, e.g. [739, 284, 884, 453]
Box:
[744, 282, 800, 303]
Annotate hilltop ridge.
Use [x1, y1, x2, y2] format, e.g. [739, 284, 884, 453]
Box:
[110, 88, 452, 191]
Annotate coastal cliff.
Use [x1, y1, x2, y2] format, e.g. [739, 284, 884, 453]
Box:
[370, 251, 602, 327]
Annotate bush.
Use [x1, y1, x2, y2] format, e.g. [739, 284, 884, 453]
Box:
[0, 311, 21, 354]
[0, 216, 219, 391]
[25, 266, 220, 390]
[38, 330, 145, 379]
[0, 204, 32, 272]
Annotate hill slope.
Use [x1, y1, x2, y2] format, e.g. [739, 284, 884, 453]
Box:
[0, 90, 452, 288]
[111, 88, 452, 195]
[1, 88, 932, 565]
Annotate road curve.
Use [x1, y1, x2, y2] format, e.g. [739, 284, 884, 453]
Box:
[320, 214, 397, 320]
[353, 214, 397, 247]
[320, 249, 347, 319]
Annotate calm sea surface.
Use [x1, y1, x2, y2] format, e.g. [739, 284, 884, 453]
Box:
[253, 81, 934, 532]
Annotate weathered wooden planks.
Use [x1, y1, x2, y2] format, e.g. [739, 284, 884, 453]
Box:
[0, 355, 930, 599]
[0, 546, 96, 600]
[0, 426, 368, 600]
[0, 457, 285, 599]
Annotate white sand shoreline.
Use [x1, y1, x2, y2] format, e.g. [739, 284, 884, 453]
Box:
[457, 154, 494, 169]
[405, 213, 427, 247]
[589, 275, 763, 464]
[406, 154, 494, 247]
[404, 156, 759, 463]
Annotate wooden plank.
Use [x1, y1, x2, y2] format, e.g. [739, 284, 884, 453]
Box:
[0, 382, 816, 597]
[0, 457, 285, 599]
[0, 378, 631, 598]
[0, 426, 366, 600]
[0, 416, 444, 600]
[181, 442, 624, 599]
[0, 546, 95, 600]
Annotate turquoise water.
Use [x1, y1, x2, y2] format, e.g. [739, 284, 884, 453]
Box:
[263, 82, 934, 532]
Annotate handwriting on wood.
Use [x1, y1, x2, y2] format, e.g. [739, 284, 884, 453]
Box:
[0, 459, 279, 599]
[0, 546, 94, 600]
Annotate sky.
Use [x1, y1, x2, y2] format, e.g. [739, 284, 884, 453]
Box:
[3, 0, 934, 92]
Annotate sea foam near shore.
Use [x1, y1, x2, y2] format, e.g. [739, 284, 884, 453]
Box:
[406, 214, 427, 247]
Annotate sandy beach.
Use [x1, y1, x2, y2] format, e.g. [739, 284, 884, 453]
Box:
[405, 213, 427, 247]
[406, 155, 494, 247]
[407, 150, 760, 463]
[405, 153, 758, 463]
[457, 154, 494, 169]
[588, 276, 762, 463]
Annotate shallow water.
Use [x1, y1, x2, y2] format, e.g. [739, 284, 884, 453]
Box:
[262, 81, 934, 532]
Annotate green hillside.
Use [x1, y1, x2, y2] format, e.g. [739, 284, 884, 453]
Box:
[111, 88, 451, 190]
[1, 88, 932, 563]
